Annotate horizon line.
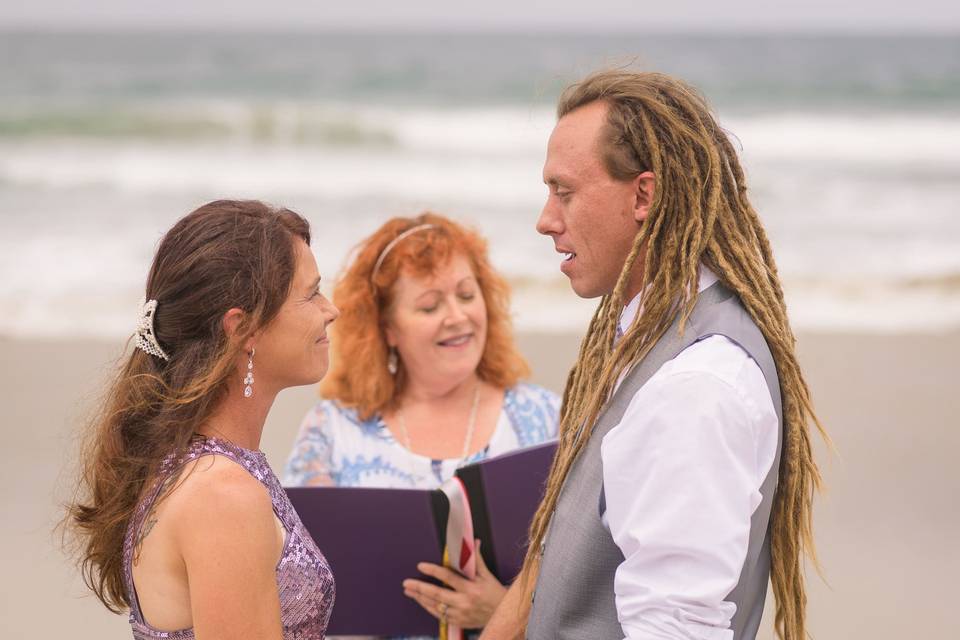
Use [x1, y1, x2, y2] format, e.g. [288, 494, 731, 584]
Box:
[2, 24, 959, 37]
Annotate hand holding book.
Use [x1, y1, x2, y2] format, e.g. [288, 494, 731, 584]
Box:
[285, 441, 557, 635]
[403, 539, 508, 630]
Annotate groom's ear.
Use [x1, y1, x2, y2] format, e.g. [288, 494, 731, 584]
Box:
[633, 171, 656, 223]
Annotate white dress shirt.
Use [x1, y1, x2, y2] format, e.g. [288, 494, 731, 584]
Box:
[601, 267, 779, 640]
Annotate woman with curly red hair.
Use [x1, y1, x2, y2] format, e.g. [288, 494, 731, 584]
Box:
[284, 212, 559, 638]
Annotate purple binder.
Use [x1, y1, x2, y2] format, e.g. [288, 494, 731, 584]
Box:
[455, 441, 558, 582]
[285, 441, 557, 635]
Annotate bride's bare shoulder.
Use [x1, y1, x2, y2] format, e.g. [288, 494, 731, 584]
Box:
[161, 454, 276, 553]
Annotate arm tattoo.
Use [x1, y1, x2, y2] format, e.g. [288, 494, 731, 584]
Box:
[133, 516, 158, 565]
[132, 471, 180, 565]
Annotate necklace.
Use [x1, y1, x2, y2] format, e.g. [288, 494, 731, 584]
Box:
[397, 382, 482, 461]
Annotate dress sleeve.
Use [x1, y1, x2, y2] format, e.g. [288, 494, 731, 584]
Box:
[542, 387, 561, 439]
[505, 383, 562, 447]
[282, 402, 337, 487]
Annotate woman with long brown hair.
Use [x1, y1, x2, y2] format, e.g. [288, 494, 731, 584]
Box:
[67, 200, 339, 639]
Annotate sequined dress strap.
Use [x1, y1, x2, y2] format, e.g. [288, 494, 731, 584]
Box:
[122, 437, 288, 636]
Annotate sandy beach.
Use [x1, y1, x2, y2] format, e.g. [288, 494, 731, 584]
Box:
[2, 329, 958, 638]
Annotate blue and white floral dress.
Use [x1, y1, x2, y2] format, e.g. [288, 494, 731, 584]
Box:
[282, 382, 560, 640]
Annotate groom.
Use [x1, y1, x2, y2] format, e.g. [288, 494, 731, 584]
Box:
[481, 70, 824, 640]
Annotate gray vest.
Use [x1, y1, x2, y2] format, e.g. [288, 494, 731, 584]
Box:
[527, 283, 783, 640]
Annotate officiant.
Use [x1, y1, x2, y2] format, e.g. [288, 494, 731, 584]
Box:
[283, 212, 560, 638]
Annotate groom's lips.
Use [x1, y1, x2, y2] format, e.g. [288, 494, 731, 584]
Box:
[556, 246, 577, 273]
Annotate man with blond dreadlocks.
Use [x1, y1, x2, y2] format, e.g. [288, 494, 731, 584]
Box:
[481, 71, 825, 640]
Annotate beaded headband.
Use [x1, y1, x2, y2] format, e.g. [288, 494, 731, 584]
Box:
[371, 223, 435, 280]
[135, 298, 170, 361]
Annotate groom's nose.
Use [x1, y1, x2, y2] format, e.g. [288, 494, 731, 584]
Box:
[536, 198, 563, 236]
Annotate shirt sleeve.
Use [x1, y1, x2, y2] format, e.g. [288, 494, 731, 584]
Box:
[601, 357, 774, 640]
[283, 402, 337, 487]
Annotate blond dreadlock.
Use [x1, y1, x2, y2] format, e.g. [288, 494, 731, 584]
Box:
[519, 71, 828, 640]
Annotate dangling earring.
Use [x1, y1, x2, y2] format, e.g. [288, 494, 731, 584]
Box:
[387, 347, 398, 376]
[243, 348, 255, 398]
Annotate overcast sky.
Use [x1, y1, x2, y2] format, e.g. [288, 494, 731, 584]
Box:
[3, 0, 959, 32]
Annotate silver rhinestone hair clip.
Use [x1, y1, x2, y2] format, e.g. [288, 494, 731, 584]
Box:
[135, 298, 170, 361]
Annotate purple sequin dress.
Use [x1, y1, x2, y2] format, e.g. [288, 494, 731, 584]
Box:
[122, 437, 336, 639]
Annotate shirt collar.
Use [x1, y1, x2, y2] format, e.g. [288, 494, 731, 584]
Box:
[617, 264, 719, 342]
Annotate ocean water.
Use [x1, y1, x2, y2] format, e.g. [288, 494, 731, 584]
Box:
[2, 31, 959, 336]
